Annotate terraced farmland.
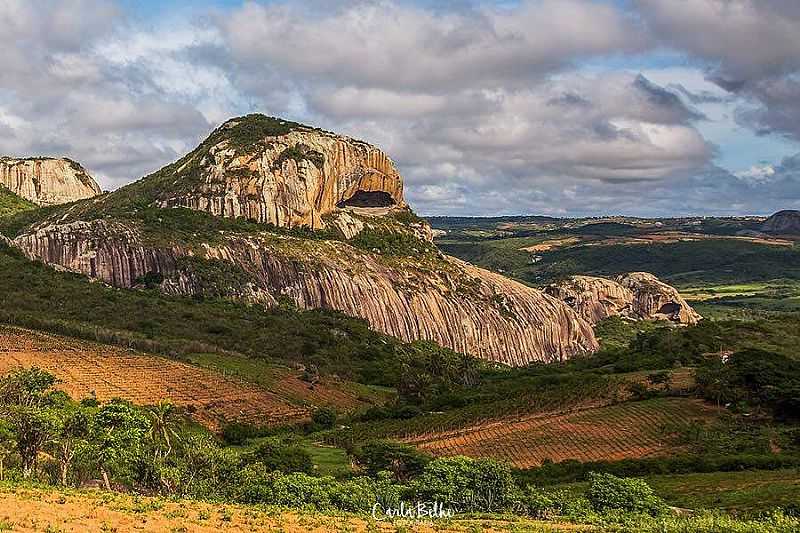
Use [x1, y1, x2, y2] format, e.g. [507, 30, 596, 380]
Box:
[402, 398, 722, 468]
[0, 326, 374, 429]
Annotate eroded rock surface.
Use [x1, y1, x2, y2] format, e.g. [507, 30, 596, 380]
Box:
[14, 219, 598, 365]
[8, 114, 601, 366]
[155, 117, 404, 229]
[546, 273, 701, 325]
[0, 157, 101, 206]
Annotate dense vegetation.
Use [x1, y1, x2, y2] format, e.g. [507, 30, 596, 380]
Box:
[433, 216, 800, 286]
[3, 368, 797, 532]
[0, 186, 35, 218]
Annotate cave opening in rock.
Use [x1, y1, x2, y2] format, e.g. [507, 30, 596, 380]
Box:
[657, 302, 681, 316]
[337, 190, 395, 208]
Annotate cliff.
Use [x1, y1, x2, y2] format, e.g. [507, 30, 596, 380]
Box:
[0, 157, 101, 206]
[5, 114, 599, 366]
[545, 273, 701, 325]
[760, 210, 800, 235]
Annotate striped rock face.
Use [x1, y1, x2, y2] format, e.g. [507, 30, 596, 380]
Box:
[7, 114, 601, 366]
[546, 273, 701, 325]
[0, 157, 101, 206]
[154, 117, 405, 230]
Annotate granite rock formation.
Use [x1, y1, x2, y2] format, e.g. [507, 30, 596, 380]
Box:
[0, 157, 101, 206]
[760, 210, 800, 235]
[152, 115, 404, 229]
[545, 273, 701, 325]
[7, 114, 600, 365]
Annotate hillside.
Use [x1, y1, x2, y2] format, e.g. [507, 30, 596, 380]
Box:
[0, 185, 35, 217]
[761, 210, 800, 235]
[0, 115, 598, 365]
[0, 325, 385, 430]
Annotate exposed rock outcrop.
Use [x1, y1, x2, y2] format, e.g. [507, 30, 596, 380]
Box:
[760, 210, 800, 235]
[13, 220, 598, 365]
[153, 115, 404, 229]
[7, 114, 601, 366]
[545, 273, 701, 325]
[0, 157, 101, 206]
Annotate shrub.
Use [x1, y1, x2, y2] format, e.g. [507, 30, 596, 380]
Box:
[522, 486, 569, 519]
[248, 437, 313, 474]
[353, 440, 429, 481]
[411, 456, 518, 513]
[311, 407, 337, 430]
[220, 422, 259, 445]
[586, 472, 665, 516]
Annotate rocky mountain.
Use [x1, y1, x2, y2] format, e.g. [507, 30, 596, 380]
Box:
[760, 210, 800, 235]
[0, 157, 102, 206]
[545, 272, 701, 325]
[3, 115, 598, 366]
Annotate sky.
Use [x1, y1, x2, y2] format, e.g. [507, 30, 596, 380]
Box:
[1, 0, 800, 217]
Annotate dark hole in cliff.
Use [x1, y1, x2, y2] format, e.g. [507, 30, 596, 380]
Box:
[337, 190, 395, 208]
[657, 302, 681, 316]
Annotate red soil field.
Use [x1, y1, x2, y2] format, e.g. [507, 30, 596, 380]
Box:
[0, 325, 354, 430]
[403, 398, 721, 468]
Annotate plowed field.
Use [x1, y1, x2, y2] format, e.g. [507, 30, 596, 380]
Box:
[0, 326, 372, 430]
[403, 398, 721, 467]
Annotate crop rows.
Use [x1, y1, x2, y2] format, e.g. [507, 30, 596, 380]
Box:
[0, 326, 310, 430]
[401, 398, 721, 468]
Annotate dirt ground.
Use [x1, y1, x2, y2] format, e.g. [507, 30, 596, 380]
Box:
[0, 485, 581, 533]
[403, 398, 721, 468]
[0, 326, 316, 430]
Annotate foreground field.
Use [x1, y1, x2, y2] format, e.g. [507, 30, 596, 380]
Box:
[0, 326, 377, 429]
[553, 469, 800, 514]
[2, 483, 798, 533]
[0, 485, 573, 533]
[402, 398, 721, 468]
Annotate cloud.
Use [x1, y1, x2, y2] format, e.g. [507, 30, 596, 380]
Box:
[0, 1, 220, 189]
[0, 0, 798, 218]
[219, 0, 645, 92]
[636, 0, 800, 141]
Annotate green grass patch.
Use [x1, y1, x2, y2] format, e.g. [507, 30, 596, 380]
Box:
[0, 186, 36, 218]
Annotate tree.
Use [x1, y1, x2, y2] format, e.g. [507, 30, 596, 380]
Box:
[0, 421, 14, 481]
[147, 400, 180, 461]
[50, 406, 90, 486]
[586, 472, 665, 516]
[354, 440, 429, 481]
[91, 399, 149, 490]
[248, 437, 313, 474]
[411, 456, 517, 513]
[0, 368, 61, 478]
[311, 407, 337, 430]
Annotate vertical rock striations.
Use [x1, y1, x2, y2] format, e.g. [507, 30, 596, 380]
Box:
[545, 273, 701, 325]
[0, 157, 101, 206]
[7, 114, 601, 366]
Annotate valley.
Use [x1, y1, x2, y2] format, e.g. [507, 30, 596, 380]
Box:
[0, 118, 798, 532]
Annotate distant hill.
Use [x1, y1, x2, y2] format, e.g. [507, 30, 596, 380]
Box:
[761, 210, 800, 234]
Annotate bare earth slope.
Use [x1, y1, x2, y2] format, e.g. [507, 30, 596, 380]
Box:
[0, 325, 374, 429]
[6, 115, 598, 365]
[403, 398, 721, 468]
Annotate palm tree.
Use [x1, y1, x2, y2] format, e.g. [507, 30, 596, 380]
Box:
[147, 400, 180, 460]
